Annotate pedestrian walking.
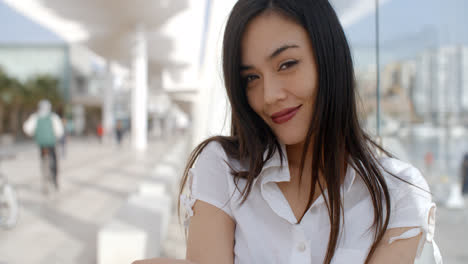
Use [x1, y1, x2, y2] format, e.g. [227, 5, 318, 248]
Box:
[97, 122, 104, 143]
[115, 120, 124, 146]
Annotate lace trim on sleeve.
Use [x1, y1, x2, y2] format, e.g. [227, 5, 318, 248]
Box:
[180, 169, 196, 231]
[180, 192, 196, 230]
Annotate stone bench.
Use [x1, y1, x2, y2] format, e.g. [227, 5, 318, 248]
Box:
[97, 135, 189, 264]
[97, 183, 171, 264]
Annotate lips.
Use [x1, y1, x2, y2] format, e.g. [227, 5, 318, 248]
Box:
[271, 105, 302, 124]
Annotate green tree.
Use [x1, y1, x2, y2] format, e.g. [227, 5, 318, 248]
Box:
[0, 68, 63, 138]
[0, 68, 22, 135]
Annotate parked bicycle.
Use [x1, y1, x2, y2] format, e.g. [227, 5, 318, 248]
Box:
[0, 151, 18, 229]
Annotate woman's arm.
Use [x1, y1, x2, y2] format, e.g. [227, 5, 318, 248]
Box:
[132, 199, 236, 264]
[185, 199, 236, 263]
[368, 226, 423, 264]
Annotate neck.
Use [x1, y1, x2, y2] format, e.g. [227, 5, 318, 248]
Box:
[283, 141, 318, 194]
[285, 141, 313, 171]
[283, 141, 348, 190]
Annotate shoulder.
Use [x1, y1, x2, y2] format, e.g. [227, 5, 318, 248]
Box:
[196, 141, 228, 166]
[379, 157, 429, 190]
[196, 140, 242, 171]
[191, 141, 235, 182]
[377, 157, 429, 192]
[201, 141, 226, 156]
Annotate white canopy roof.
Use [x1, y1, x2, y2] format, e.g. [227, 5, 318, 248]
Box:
[3, 0, 190, 73]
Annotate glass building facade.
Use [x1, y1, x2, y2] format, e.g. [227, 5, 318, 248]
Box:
[342, 0, 468, 203]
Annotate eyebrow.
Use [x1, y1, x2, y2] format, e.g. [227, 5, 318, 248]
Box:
[240, 44, 300, 71]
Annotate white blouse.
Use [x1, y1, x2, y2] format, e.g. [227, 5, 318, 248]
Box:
[180, 141, 442, 264]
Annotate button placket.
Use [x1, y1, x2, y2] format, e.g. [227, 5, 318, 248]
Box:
[289, 224, 311, 264]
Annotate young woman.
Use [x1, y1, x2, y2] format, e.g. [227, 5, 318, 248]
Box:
[134, 0, 441, 263]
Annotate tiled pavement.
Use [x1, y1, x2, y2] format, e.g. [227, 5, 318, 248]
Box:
[0, 135, 189, 264]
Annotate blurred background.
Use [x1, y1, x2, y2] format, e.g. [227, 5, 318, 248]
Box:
[0, 0, 466, 263]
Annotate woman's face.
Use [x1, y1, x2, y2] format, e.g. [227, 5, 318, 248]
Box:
[240, 11, 319, 146]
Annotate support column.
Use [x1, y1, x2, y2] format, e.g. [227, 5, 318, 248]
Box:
[131, 24, 148, 151]
[102, 62, 115, 144]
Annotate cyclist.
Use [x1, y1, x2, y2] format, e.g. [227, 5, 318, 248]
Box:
[23, 100, 64, 190]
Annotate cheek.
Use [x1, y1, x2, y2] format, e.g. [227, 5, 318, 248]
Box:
[294, 82, 316, 100]
[289, 64, 318, 99]
[246, 89, 264, 117]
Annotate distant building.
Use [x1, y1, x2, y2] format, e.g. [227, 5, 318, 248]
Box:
[413, 45, 468, 124]
[380, 60, 416, 122]
[0, 44, 71, 99]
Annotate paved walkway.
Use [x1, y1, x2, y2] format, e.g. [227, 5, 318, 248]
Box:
[434, 197, 468, 264]
[0, 135, 189, 264]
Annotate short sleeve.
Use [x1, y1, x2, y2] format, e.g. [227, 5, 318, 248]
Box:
[180, 142, 234, 229]
[382, 158, 442, 262]
[386, 163, 432, 230]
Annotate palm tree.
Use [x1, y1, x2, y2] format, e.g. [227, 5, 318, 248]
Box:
[0, 69, 22, 135]
[0, 68, 64, 139]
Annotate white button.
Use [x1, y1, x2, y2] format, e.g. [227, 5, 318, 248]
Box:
[297, 241, 306, 252]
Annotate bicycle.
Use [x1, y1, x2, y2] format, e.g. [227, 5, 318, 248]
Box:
[0, 151, 19, 229]
[40, 147, 57, 195]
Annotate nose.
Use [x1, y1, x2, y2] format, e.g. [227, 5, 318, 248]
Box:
[263, 74, 287, 105]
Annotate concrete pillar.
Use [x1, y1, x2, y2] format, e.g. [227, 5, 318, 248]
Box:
[73, 104, 85, 135]
[103, 63, 115, 143]
[446, 182, 465, 209]
[131, 24, 148, 151]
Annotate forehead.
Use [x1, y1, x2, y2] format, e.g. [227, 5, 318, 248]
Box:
[241, 11, 310, 63]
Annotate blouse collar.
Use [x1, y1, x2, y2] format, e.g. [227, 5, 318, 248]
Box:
[256, 143, 357, 194]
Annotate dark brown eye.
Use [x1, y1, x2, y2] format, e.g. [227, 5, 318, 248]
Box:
[245, 74, 259, 83]
[279, 60, 298, 71]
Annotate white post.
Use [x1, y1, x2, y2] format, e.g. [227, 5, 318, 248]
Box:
[103, 62, 115, 144]
[131, 24, 148, 151]
[446, 182, 465, 208]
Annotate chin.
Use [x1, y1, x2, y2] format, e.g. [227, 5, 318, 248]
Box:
[274, 132, 307, 146]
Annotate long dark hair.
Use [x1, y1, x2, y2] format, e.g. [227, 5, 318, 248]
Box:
[179, 0, 398, 263]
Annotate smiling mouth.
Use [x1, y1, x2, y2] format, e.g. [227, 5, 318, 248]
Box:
[271, 105, 302, 124]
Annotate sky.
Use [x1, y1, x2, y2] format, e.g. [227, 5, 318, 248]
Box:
[345, 0, 468, 68]
[0, 0, 63, 44]
[347, 0, 468, 46]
